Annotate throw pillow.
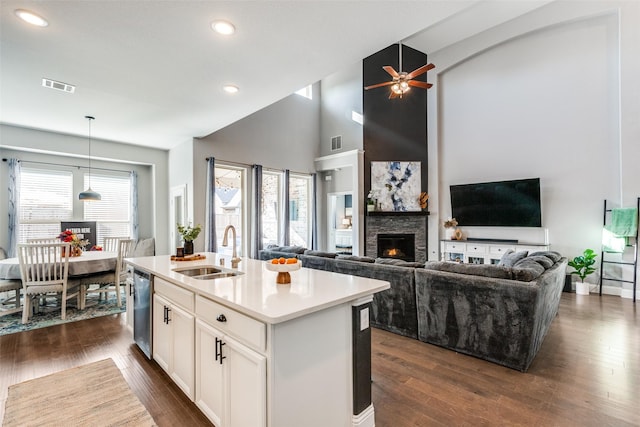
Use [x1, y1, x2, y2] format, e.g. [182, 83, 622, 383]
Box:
[520, 255, 554, 269]
[498, 249, 528, 267]
[511, 259, 545, 281]
[528, 251, 562, 263]
[424, 261, 513, 279]
[279, 246, 307, 254]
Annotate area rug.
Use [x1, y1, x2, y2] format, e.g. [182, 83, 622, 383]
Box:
[0, 294, 125, 336]
[3, 358, 156, 426]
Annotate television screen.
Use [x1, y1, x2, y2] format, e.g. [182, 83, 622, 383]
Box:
[450, 178, 541, 227]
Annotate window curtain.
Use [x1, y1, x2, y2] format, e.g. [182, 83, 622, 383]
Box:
[311, 173, 318, 250]
[279, 169, 290, 246]
[7, 159, 20, 257]
[251, 164, 263, 259]
[130, 170, 139, 240]
[205, 157, 217, 252]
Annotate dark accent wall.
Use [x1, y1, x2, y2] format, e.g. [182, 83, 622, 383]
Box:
[363, 44, 428, 197]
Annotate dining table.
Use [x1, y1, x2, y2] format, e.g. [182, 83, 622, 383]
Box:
[0, 250, 118, 281]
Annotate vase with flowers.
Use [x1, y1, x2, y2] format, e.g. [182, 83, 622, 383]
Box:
[177, 223, 202, 255]
[443, 218, 462, 240]
[57, 229, 90, 257]
[367, 190, 378, 213]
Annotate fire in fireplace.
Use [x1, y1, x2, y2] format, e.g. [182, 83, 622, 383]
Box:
[377, 233, 415, 262]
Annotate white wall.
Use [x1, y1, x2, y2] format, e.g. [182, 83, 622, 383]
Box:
[427, 1, 640, 295]
[191, 86, 321, 253]
[0, 124, 170, 254]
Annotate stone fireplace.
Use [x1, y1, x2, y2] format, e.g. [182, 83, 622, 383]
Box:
[366, 213, 427, 263]
[377, 233, 415, 261]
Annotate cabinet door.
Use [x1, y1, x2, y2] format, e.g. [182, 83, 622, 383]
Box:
[171, 303, 195, 399]
[224, 334, 267, 427]
[153, 294, 171, 372]
[195, 320, 224, 427]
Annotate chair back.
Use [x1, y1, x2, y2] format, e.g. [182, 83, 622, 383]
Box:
[104, 237, 130, 253]
[116, 239, 136, 282]
[27, 238, 59, 244]
[17, 242, 70, 289]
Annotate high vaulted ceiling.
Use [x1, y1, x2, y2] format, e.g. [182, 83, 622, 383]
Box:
[0, 1, 552, 150]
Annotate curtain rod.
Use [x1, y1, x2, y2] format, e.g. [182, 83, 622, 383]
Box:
[205, 157, 311, 176]
[3, 158, 132, 175]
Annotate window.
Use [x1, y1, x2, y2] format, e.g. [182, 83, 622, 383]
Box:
[18, 164, 133, 247]
[83, 173, 131, 245]
[261, 171, 280, 247]
[215, 165, 245, 256]
[19, 167, 73, 242]
[289, 174, 312, 248]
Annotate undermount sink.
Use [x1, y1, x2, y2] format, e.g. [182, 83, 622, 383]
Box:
[173, 265, 244, 280]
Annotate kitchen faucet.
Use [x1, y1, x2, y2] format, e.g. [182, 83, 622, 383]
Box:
[222, 224, 241, 268]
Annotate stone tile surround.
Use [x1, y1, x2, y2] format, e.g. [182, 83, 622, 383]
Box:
[366, 214, 427, 263]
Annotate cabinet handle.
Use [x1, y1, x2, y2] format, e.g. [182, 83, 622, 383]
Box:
[216, 314, 227, 323]
[215, 337, 227, 365]
[129, 283, 134, 296]
[165, 306, 171, 324]
[163, 306, 168, 324]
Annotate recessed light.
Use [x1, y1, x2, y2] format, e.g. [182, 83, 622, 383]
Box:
[211, 20, 235, 35]
[15, 9, 48, 27]
[223, 85, 239, 94]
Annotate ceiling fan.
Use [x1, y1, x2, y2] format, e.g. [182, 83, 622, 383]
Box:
[364, 42, 435, 99]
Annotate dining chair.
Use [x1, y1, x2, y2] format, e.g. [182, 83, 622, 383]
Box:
[27, 238, 59, 244]
[76, 238, 135, 308]
[103, 236, 130, 253]
[17, 242, 81, 323]
[0, 246, 22, 317]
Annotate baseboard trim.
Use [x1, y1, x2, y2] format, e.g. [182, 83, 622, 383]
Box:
[352, 404, 375, 427]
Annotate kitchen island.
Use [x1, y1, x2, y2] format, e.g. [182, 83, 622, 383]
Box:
[125, 252, 390, 427]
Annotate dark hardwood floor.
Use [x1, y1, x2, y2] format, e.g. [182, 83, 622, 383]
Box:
[1, 293, 638, 426]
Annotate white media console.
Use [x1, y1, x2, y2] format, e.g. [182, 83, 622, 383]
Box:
[440, 239, 549, 264]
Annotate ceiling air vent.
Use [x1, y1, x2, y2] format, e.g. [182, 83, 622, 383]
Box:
[331, 135, 342, 151]
[42, 78, 75, 93]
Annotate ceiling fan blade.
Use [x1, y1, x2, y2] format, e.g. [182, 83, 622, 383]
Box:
[364, 81, 395, 90]
[408, 80, 433, 89]
[406, 63, 435, 80]
[383, 66, 400, 78]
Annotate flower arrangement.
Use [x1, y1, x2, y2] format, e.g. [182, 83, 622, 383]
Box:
[177, 223, 202, 242]
[58, 229, 90, 249]
[443, 218, 458, 229]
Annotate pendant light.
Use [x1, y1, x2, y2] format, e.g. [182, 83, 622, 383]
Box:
[78, 115, 101, 201]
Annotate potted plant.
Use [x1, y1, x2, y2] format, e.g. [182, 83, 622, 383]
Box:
[568, 248, 598, 295]
[177, 223, 202, 255]
[367, 190, 377, 212]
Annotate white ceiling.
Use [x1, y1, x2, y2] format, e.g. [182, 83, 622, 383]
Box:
[0, 1, 552, 150]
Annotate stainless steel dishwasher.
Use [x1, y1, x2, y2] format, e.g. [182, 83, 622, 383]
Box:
[133, 269, 153, 358]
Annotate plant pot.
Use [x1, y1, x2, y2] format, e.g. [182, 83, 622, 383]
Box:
[184, 241, 194, 255]
[576, 281, 590, 295]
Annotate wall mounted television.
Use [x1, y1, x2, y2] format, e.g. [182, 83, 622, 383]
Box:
[450, 178, 542, 227]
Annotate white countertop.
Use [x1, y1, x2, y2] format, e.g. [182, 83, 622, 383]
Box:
[125, 253, 390, 324]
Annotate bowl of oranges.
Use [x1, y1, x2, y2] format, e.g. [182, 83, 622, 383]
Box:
[265, 257, 300, 284]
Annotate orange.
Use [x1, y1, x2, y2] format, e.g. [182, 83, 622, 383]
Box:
[286, 258, 297, 264]
[271, 259, 279, 264]
[278, 257, 286, 264]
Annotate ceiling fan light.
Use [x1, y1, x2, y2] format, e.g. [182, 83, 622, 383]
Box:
[391, 83, 401, 94]
[400, 81, 409, 90]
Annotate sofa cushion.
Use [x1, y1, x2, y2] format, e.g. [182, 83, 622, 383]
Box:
[524, 255, 554, 269]
[498, 249, 528, 267]
[375, 258, 424, 268]
[303, 249, 337, 258]
[528, 251, 562, 263]
[336, 254, 375, 263]
[266, 245, 306, 254]
[424, 261, 514, 279]
[511, 259, 545, 281]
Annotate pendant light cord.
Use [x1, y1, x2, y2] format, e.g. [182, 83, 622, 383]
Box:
[85, 115, 95, 189]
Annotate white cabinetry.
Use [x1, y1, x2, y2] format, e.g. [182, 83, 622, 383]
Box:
[125, 279, 134, 332]
[441, 240, 549, 264]
[195, 319, 266, 427]
[152, 277, 195, 399]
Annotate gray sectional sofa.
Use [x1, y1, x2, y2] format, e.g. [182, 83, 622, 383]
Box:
[258, 246, 567, 372]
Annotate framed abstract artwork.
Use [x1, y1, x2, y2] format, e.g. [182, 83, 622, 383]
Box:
[370, 161, 421, 211]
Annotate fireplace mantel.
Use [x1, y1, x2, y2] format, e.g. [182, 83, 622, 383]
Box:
[367, 211, 429, 217]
